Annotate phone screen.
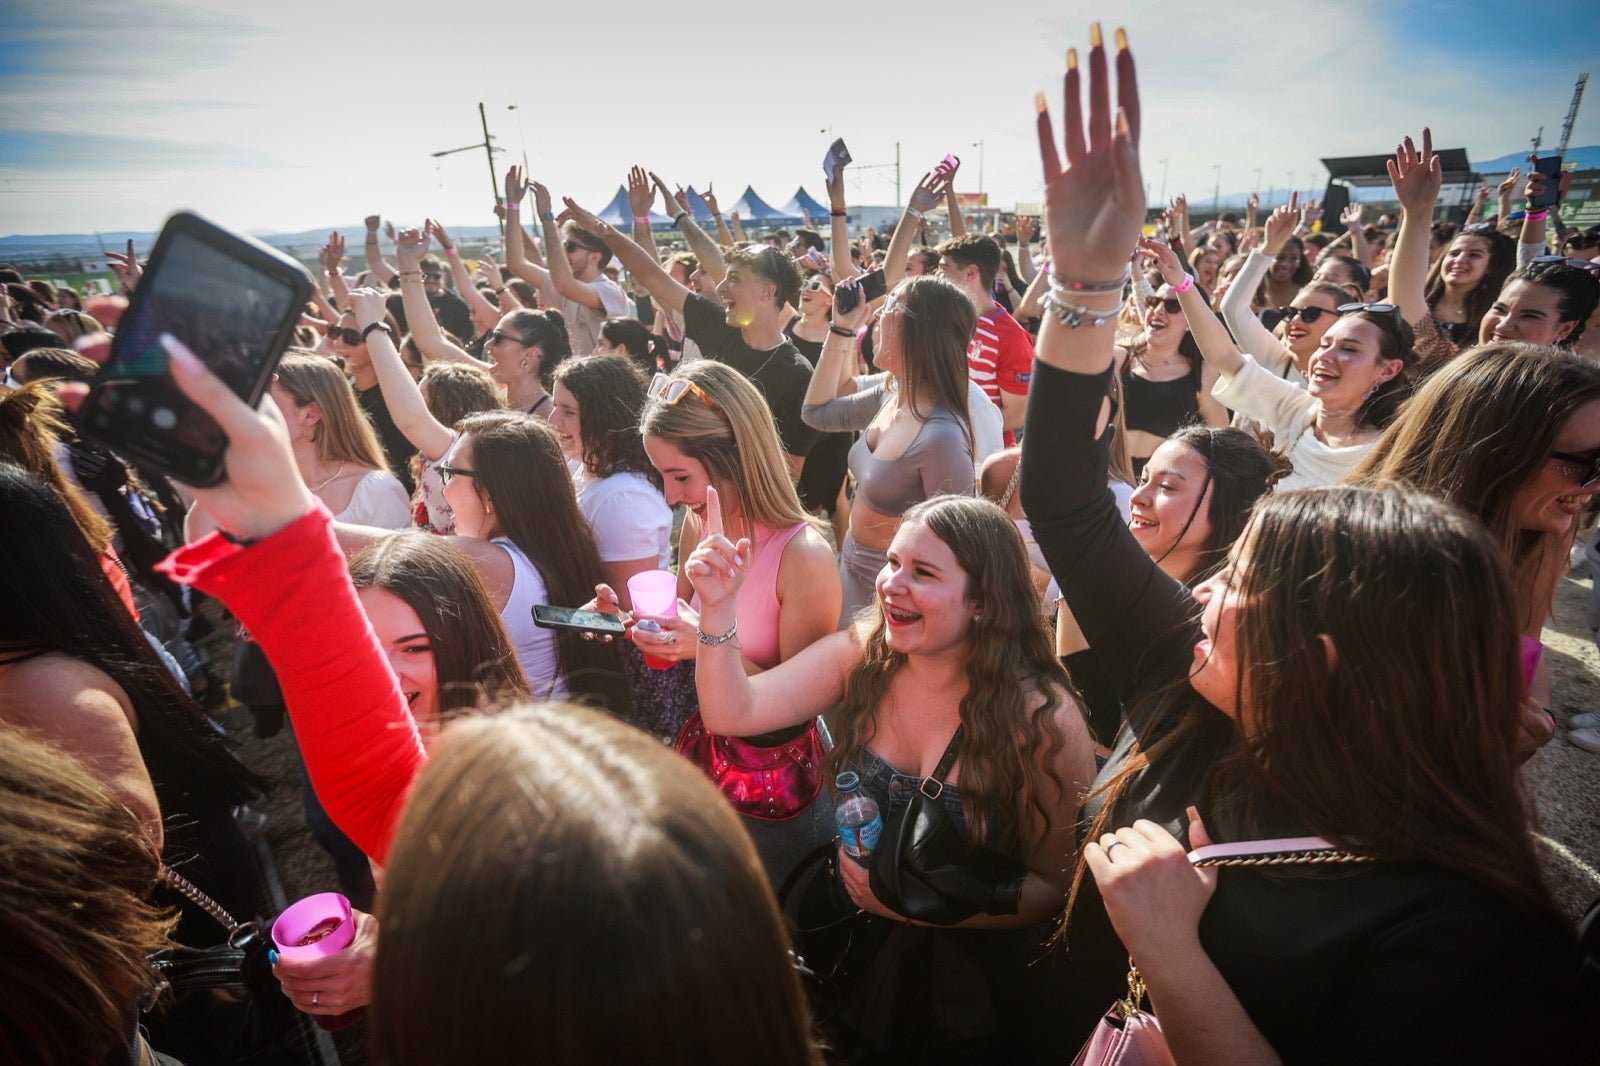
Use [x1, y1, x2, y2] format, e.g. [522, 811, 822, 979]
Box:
[1529, 156, 1563, 210]
[79, 214, 309, 485]
[532, 604, 627, 636]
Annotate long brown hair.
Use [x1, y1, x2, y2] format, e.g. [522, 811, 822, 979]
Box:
[1349, 342, 1600, 633]
[1069, 487, 1558, 933]
[0, 382, 113, 551]
[349, 533, 529, 719]
[455, 412, 629, 714]
[824, 496, 1069, 852]
[274, 351, 389, 470]
[371, 702, 821, 1066]
[553, 355, 660, 488]
[892, 275, 974, 455]
[0, 726, 176, 1066]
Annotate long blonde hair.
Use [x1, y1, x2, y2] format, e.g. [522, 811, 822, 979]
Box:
[638, 361, 809, 532]
[274, 350, 389, 470]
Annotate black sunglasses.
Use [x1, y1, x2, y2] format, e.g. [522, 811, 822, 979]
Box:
[436, 464, 476, 485]
[1277, 305, 1336, 324]
[486, 328, 528, 346]
[1338, 302, 1403, 328]
[1529, 254, 1600, 277]
[326, 324, 362, 345]
[1549, 450, 1600, 490]
[420, 271, 442, 281]
[1143, 296, 1183, 314]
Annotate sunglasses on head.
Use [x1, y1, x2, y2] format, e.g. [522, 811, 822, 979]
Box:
[1550, 450, 1600, 490]
[1143, 296, 1183, 314]
[1338, 302, 1403, 328]
[1277, 305, 1336, 324]
[648, 372, 720, 411]
[326, 324, 363, 345]
[1529, 254, 1600, 277]
[1463, 223, 1497, 237]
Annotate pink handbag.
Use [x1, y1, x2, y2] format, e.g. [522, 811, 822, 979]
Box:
[1070, 836, 1370, 1066]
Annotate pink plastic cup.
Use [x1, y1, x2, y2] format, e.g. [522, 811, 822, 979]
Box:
[271, 892, 363, 1030]
[628, 570, 679, 669]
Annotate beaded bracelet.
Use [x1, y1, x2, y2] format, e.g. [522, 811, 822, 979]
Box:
[828, 325, 855, 338]
[696, 619, 740, 649]
[1050, 266, 1131, 294]
[1043, 291, 1120, 329]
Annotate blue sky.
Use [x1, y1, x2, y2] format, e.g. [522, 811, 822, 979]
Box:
[1, 0, 1596, 237]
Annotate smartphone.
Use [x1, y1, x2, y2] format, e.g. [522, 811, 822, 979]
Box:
[1529, 156, 1564, 210]
[532, 604, 627, 637]
[824, 138, 852, 183]
[834, 268, 887, 315]
[937, 153, 959, 175]
[76, 211, 313, 486]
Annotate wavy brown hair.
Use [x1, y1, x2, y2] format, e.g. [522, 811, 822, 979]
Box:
[0, 382, 112, 552]
[552, 355, 660, 488]
[823, 496, 1070, 853]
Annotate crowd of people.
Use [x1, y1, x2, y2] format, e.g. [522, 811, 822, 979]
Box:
[5, 24, 1600, 1064]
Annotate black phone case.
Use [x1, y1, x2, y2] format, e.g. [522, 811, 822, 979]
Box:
[76, 211, 313, 486]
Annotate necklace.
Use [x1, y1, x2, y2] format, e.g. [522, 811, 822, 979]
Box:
[310, 461, 348, 493]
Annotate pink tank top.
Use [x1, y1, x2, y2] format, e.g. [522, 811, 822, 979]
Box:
[693, 522, 806, 671]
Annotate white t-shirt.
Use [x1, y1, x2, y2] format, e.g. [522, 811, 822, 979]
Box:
[562, 275, 631, 356]
[1212, 355, 1371, 491]
[966, 380, 1005, 473]
[574, 468, 673, 568]
[334, 469, 413, 529]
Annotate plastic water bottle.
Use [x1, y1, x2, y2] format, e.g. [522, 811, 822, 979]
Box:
[834, 771, 881, 864]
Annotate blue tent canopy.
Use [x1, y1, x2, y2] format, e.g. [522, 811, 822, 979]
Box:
[729, 186, 803, 226]
[594, 186, 674, 228]
[782, 187, 832, 224]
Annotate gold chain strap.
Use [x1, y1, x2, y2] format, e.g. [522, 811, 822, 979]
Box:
[158, 863, 243, 935]
[1193, 849, 1374, 868]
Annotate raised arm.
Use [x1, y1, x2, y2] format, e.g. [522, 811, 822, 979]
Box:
[322, 232, 351, 313]
[348, 287, 455, 461]
[655, 172, 727, 283]
[363, 215, 397, 285]
[701, 183, 735, 248]
[802, 280, 875, 418]
[426, 219, 499, 328]
[729, 211, 748, 244]
[943, 158, 966, 238]
[1218, 202, 1297, 370]
[526, 180, 604, 313]
[1015, 216, 1039, 282]
[393, 228, 478, 366]
[1139, 237, 1246, 378]
[1495, 166, 1521, 223]
[626, 165, 664, 263]
[884, 169, 950, 290]
[688, 486, 858, 736]
[501, 165, 552, 292]
[1386, 128, 1442, 326]
[558, 198, 691, 317]
[1340, 203, 1372, 267]
[826, 163, 854, 283]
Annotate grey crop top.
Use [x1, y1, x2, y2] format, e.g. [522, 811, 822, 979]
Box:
[803, 374, 975, 517]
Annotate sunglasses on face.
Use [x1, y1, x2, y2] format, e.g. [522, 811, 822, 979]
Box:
[1144, 296, 1183, 314]
[648, 372, 721, 411]
[327, 324, 363, 345]
[420, 272, 442, 282]
[1277, 305, 1336, 324]
[1549, 450, 1600, 490]
[1566, 234, 1599, 251]
[803, 278, 832, 293]
[486, 328, 528, 346]
[436, 464, 476, 485]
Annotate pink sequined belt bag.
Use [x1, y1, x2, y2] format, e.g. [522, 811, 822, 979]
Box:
[674, 711, 823, 821]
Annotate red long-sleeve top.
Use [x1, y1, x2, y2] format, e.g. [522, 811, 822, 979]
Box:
[157, 504, 424, 866]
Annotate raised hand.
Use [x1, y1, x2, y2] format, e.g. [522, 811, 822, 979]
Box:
[702, 182, 721, 217]
[830, 277, 873, 333]
[825, 159, 846, 210]
[475, 256, 504, 289]
[557, 198, 609, 237]
[1037, 24, 1142, 282]
[321, 232, 346, 274]
[648, 171, 677, 216]
[1247, 192, 1259, 213]
[1387, 129, 1441, 215]
[394, 227, 429, 271]
[1262, 195, 1300, 256]
[1299, 197, 1322, 229]
[1016, 216, 1038, 245]
[107, 239, 142, 290]
[627, 166, 653, 218]
[347, 287, 389, 329]
[1239, 227, 1262, 253]
[908, 169, 951, 214]
[425, 218, 454, 251]
[529, 180, 554, 220]
[1135, 236, 1185, 285]
[1497, 167, 1522, 195]
[1339, 202, 1364, 228]
[383, 220, 397, 243]
[364, 214, 381, 233]
[684, 486, 752, 612]
[504, 164, 525, 206]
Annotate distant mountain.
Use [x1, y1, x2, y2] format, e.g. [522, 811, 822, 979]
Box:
[1473, 145, 1600, 174]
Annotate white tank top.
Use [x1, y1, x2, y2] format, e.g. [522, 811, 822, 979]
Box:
[492, 537, 566, 699]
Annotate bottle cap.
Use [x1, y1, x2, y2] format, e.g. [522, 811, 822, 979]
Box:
[835, 771, 860, 793]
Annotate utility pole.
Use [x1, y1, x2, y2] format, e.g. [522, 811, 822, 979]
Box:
[1556, 74, 1588, 156]
[1211, 163, 1222, 213]
[1158, 158, 1169, 205]
[971, 140, 985, 202]
[432, 102, 503, 234]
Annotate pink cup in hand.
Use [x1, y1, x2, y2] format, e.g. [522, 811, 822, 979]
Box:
[628, 570, 679, 670]
[271, 892, 354, 961]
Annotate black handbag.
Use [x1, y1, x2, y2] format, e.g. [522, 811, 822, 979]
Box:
[867, 726, 1030, 925]
[145, 864, 297, 1064]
